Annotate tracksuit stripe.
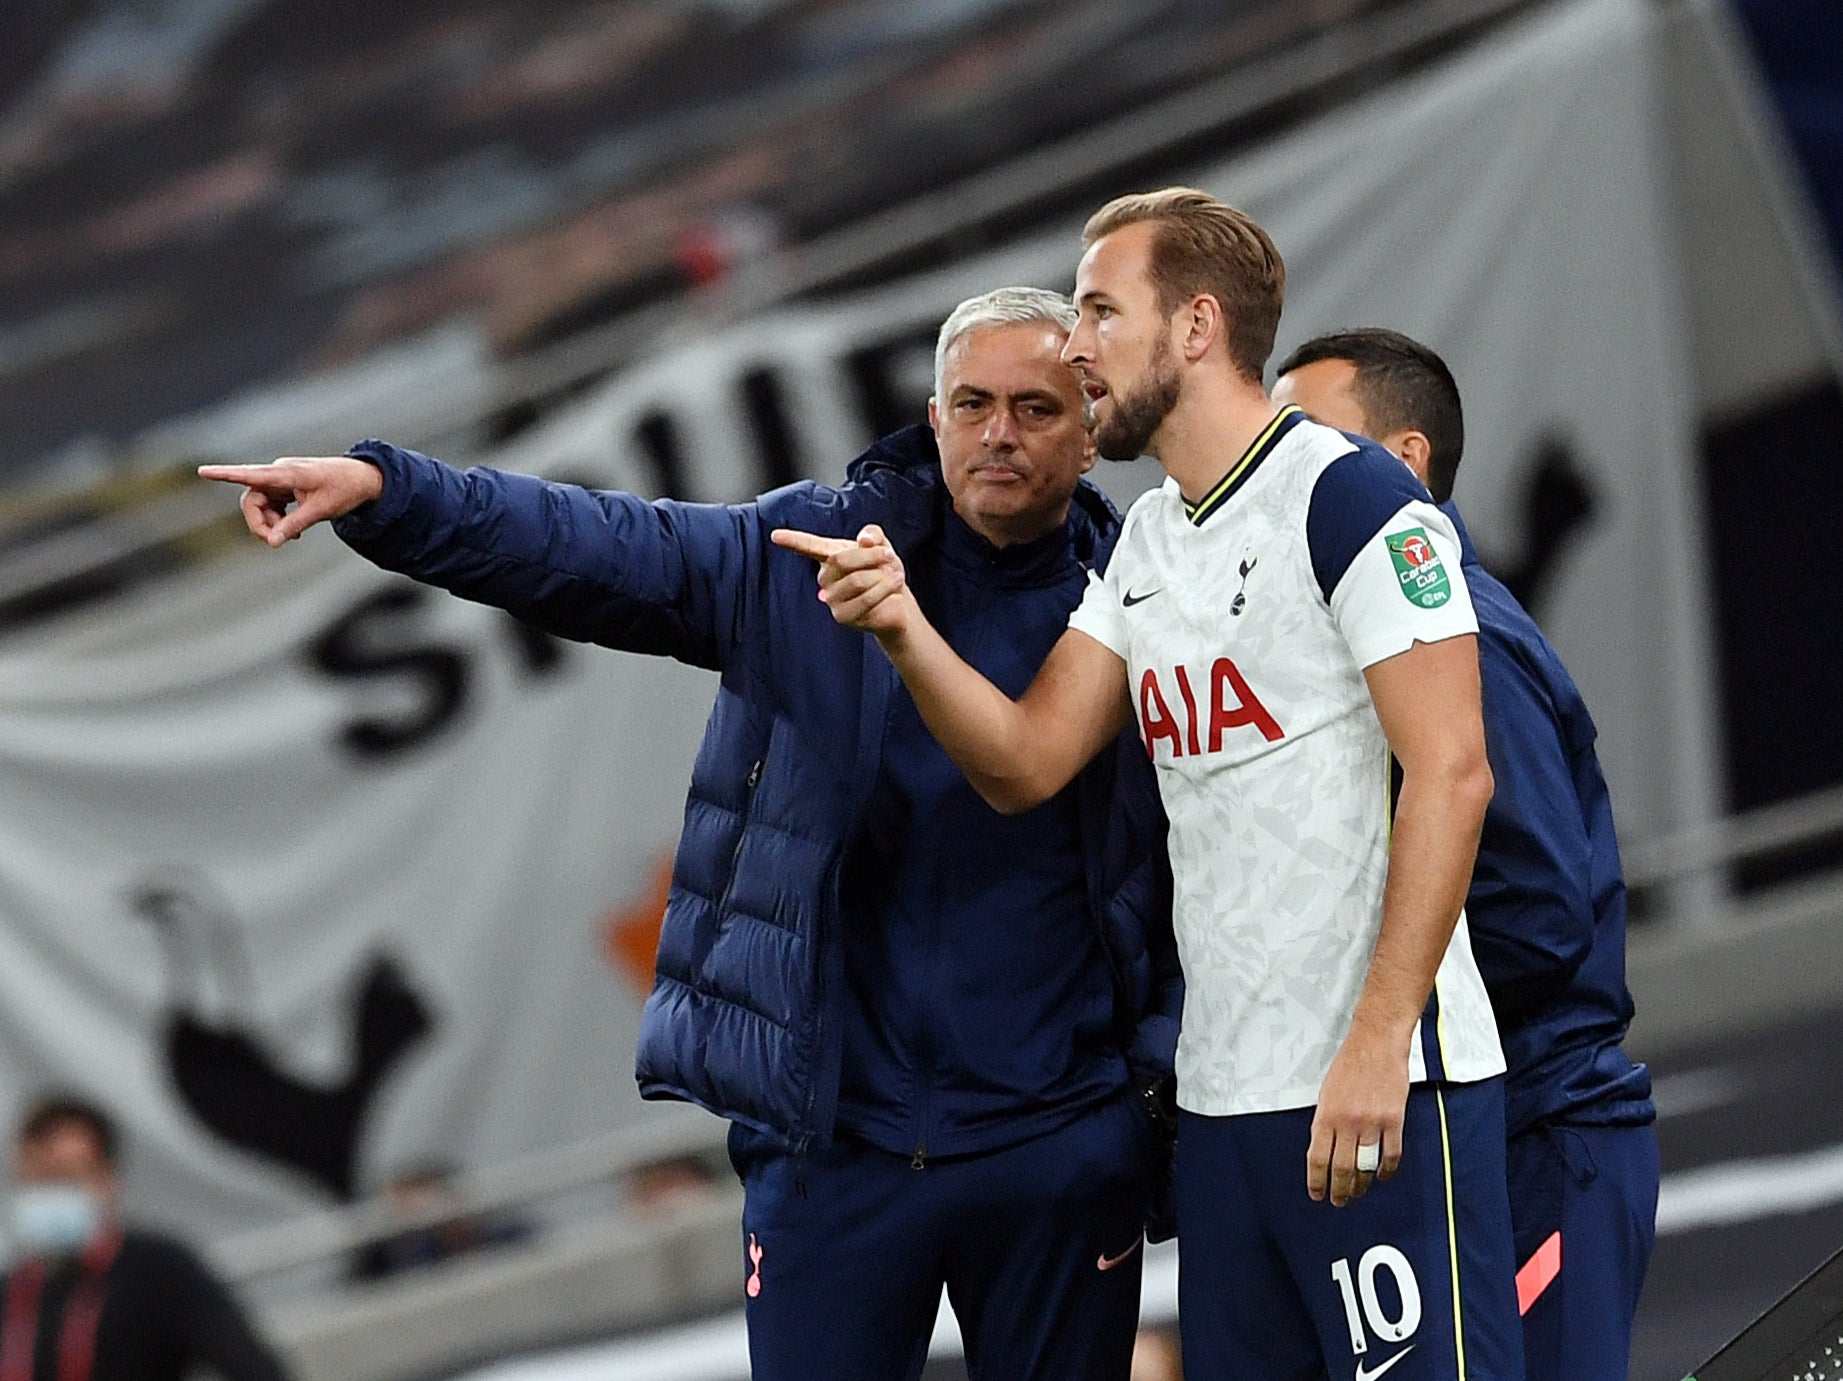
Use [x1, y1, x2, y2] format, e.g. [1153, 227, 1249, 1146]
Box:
[1437, 1087, 1467, 1381]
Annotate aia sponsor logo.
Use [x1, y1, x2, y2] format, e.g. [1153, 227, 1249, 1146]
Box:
[1139, 658, 1283, 760]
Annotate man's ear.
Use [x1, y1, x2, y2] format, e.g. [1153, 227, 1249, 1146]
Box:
[1389, 430, 1435, 490]
[927, 397, 941, 439]
[1179, 294, 1225, 363]
[1080, 428, 1098, 475]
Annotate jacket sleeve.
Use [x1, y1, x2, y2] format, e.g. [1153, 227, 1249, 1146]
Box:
[332, 440, 782, 671]
[1468, 627, 1597, 1016]
[1140, 838, 1182, 1067]
[1129, 884, 1181, 1095]
[1109, 735, 1182, 1245]
[1088, 522, 1182, 1081]
[1112, 738, 1181, 1080]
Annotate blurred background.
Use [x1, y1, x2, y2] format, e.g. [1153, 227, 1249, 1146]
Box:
[1, 0, 1840, 1378]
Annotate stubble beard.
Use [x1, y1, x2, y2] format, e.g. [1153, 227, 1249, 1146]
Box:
[1094, 338, 1182, 462]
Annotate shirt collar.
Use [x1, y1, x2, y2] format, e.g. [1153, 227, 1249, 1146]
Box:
[941, 505, 1077, 585]
[1185, 405, 1305, 526]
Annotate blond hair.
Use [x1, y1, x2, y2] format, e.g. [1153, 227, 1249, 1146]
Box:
[1082, 187, 1285, 382]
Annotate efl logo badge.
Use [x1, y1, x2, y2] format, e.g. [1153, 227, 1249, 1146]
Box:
[1386, 529, 1451, 609]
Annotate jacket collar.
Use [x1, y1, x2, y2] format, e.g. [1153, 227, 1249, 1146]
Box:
[1438, 498, 1482, 569]
[844, 423, 1122, 567]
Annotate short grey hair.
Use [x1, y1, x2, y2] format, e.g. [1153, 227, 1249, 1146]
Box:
[933, 286, 1078, 399]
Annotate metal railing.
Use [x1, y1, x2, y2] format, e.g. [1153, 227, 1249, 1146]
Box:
[207, 776, 1843, 1289]
[213, 1117, 726, 1284]
[1623, 781, 1843, 891]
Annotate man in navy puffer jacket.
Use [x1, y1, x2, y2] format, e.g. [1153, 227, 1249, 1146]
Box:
[201, 288, 1180, 1381]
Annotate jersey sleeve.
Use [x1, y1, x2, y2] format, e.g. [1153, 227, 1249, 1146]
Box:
[1066, 566, 1130, 659]
[1306, 445, 1478, 669]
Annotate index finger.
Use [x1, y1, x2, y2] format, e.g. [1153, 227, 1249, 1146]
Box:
[198, 464, 287, 484]
[771, 528, 855, 561]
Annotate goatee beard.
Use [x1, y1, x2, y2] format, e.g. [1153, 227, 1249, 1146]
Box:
[1095, 344, 1181, 462]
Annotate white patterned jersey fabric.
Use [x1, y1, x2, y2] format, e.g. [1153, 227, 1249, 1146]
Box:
[1068, 407, 1506, 1117]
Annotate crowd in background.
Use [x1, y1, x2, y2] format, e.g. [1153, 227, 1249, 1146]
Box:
[2, 0, 1836, 494]
[1, 0, 1337, 488]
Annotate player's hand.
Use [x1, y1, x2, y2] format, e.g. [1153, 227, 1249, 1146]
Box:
[1307, 1022, 1408, 1207]
[771, 524, 916, 639]
[197, 457, 385, 547]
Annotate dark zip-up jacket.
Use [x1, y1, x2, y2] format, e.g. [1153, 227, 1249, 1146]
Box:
[1447, 504, 1654, 1137]
[0, 1230, 288, 1381]
[333, 426, 1180, 1158]
[836, 507, 1132, 1162]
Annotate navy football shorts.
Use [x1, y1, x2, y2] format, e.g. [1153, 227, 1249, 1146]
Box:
[1176, 1077, 1524, 1380]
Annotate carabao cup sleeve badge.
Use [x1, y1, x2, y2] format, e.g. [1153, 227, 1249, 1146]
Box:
[1386, 528, 1452, 608]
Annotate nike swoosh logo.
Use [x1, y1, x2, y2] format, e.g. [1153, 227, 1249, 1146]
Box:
[1122, 588, 1162, 607]
[1354, 1344, 1414, 1381]
[1096, 1236, 1143, 1271]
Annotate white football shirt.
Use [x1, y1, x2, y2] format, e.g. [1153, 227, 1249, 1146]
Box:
[1070, 407, 1505, 1117]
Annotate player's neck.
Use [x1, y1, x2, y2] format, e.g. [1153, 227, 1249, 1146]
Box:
[1154, 374, 1282, 506]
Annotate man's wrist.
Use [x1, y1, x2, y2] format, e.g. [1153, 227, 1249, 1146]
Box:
[870, 595, 921, 656]
[1345, 1002, 1418, 1052]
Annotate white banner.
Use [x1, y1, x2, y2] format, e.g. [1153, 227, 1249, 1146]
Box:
[0, 0, 1750, 1242]
[0, 537, 718, 1239]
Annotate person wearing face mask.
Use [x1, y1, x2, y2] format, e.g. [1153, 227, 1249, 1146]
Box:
[2, 1096, 290, 1381]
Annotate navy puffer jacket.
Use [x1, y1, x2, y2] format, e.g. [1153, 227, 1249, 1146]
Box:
[335, 425, 1180, 1152]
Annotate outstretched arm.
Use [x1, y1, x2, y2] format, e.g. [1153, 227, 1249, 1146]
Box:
[773, 525, 1133, 812]
[200, 448, 767, 668]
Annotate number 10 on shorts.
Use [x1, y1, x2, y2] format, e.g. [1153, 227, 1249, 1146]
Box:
[1330, 1246, 1422, 1355]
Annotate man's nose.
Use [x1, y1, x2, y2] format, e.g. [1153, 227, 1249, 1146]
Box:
[983, 406, 1019, 449]
[1060, 322, 1092, 366]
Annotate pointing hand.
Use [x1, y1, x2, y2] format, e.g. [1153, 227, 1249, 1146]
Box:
[197, 457, 384, 547]
[771, 524, 916, 639]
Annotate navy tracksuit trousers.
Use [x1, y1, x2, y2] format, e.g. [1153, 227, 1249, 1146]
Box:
[729, 1089, 1154, 1381]
[1508, 1121, 1659, 1381]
